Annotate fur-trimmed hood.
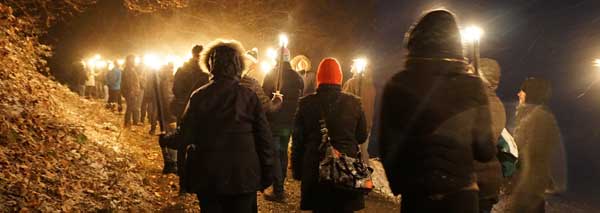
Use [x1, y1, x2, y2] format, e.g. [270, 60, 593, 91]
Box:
[200, 39, 247, 79]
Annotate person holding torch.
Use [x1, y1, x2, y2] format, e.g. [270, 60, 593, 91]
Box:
[262, 33, 304, 202]
[343, 58, 376, 162]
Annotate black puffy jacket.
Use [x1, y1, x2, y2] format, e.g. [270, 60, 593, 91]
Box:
[379, 60, 496, 195]
[179, 78, 275, 195]
[171, 59, 210, 119]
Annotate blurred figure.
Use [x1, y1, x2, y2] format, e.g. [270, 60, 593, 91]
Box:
[84, 66, 96, 98]
[121, 55, 142, 127]
[141, 68, 155, 124]
[150, 63, 176, 135]
[475, 58, 506, 213]
[171, 45, 210, 122]
[378, 10, 496, 213]
[291, 58, 368, 212]
[96, 67, 108, 100]
[243, 48, 267, 85]
[343, 63, 377, 162]
[70, 61, 88, 96]
[510, 78, 561, 213]
[241, 50, 283, 113]
[262, 46, 305, 202]
[106, 60, 123, 112]
[179, 40, 274, 212]
[291, 55, 316, 95]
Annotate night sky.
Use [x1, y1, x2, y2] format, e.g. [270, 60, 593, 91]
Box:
[46, 0, 600, 202]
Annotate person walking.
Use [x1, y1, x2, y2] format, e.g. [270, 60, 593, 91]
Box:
[171, 45, 210, 122]
[262, 47, 305, 202]
[120, 55, 142, 127]
[291, 58, 368, 212]
[475, 58, 506, 213]
[378, 10, 497, 213]
[106, 60, 123, 112]
[178, 39, 275, 213]
[510, 78, 561, 213]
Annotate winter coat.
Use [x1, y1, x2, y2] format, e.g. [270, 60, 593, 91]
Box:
[262, 62, 304, 131]
[474, 88, 506, 200]
[120, 66, 141, 97]
[343, 74, 376, 131]
[291, 85, 368, 211]
[179, 78, 275, 195]
[106, 67, 122, 90]
[379, 60, 497, 196]
[240, 75, 271, 112]
[171, 59, 210, 119]
[298, 70, 317, 95]
[510, 104, 560, 211]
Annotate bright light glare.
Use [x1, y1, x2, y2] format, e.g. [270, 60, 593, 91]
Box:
[266, 48, 277, 60]
[143, 53, 162, 70]
[134, 56, 141, 65]
[462, 26, 484, 43]
[353, 58, 368, 73]
[279, 33, 289, 47]
[95, 60, 108, 69]
[594, 59, 600, 67]
[108, 62, 115, 70]
[93, 54, 101, 60]
[117, 59, 125, 66]
[260, 61, 274, 74]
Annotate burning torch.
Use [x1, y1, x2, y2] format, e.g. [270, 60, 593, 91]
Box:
[274, 33, 289, 98]
[352, 58, 368, 96]
[462, 26, 484, 75]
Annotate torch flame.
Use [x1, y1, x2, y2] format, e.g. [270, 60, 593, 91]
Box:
[279, 33, 289, 48]
[462, 25, 484, 43]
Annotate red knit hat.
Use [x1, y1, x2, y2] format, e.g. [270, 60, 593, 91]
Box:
[317, 58, 343, 86]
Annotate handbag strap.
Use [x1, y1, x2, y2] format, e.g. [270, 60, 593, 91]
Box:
[318, 94, 363, 159]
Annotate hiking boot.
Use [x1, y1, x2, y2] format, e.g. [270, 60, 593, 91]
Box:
[263, 192, 286, 203]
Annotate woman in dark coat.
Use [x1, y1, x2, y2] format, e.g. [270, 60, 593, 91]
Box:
[178, 39, 275, 213]
[291, 58, 368, 212]
[378, 10, 496, 213]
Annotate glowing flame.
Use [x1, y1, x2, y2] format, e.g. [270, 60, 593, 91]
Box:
[461, 26, 484, 43]
[117, 59, 125, 66]
[352, 58, 368, 74]
[143, 53, 162, 70]
[594, 59, 600, 67]
[279, 33, 289, 47]
[260, 61, 274, 74]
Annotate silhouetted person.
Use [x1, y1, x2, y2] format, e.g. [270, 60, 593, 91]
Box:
[262, 47, 304, 202]
[291, 55, 317, 95]
[106, 60, 123, 112]
[121, 55, 142, 127]
[475, 58, 506, 213]
[171, 45, 210, 122]
[291, 58, 368, 212]
[378, 10, 496, 213]
[510, 78, 560, 213]
[178, 40, 274, 213]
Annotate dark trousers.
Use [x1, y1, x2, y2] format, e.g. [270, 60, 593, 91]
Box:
[479, 197, 499, 213]
[124, 95, 140, 126]
[401, 190, 478, 213]
[197, 193, 257, 213]
[272, 129, 292, 194]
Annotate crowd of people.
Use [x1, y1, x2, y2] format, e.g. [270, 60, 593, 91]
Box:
[71, 9, 564, 213]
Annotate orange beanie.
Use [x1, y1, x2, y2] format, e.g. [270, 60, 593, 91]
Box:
[317, 58, 343, 86]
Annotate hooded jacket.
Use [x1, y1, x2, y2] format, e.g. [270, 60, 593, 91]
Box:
[179, 40, 275, 195]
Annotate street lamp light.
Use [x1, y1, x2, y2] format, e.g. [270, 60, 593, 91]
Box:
[462, 25, 484, 75]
